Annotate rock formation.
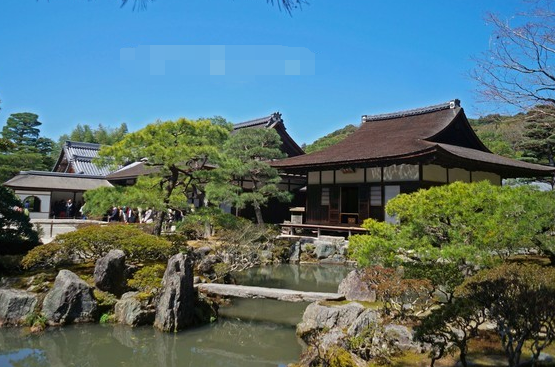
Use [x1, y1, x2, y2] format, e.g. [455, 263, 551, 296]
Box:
[0, 289, 38, 326]
[94, 249, 127, 296]
[154, 253, 196, 332]
[42, 269, 97, 325]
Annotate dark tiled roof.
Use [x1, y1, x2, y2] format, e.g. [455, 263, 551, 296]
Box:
[434, 143, 555, 176]
[272, 100, 555, 178]
[233, 113, 282, 130]
[233, 112, 305, 157]
[54, 141, 114, 177]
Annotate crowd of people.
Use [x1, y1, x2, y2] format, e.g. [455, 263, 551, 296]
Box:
[105, 206, 183, 226]
[47, 198, 184, 229]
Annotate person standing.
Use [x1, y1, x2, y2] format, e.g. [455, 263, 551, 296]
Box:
[65, 199, 75, 218]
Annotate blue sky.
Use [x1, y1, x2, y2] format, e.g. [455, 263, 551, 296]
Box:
[0, 0, 525, 146]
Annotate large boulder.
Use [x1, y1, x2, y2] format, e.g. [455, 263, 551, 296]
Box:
[114, 292, 155, 326]
[42, 269, 97, 325]
[338, 269, 376, 302]
[347, 308, 381, 336]
[94, 249, 127, 296]
[297, 301, 366, 338]
[154, 253, 196, 332]
[313, 240, 336, 259]
[0, 289, 38, 326]
[384, 324, 418, 351]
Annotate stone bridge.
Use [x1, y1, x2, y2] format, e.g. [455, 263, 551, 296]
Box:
[196, 283, 344, 303]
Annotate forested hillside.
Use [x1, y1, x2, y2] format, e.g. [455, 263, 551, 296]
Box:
[303, 111, 555, 168]
[303, 124, 358, 154]
[469, 114, 525, 159]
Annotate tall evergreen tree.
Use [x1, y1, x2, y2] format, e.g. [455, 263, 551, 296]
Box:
[0, 112, 55, 182]
[519, 107, 555, 166]
[2, 113, 41, 148]
[208, 128, 291, 225]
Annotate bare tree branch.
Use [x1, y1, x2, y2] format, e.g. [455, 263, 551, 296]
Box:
[472, 0, 555, 112]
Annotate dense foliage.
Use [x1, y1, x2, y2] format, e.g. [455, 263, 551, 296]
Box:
[57, 123, 128, 146]
[208, 128, 292, 224]
[0, 112, 55, 182]
[85, 117, 230, 235]
[349, 181, 555, 267]
[127, 264, 165, 296]
[0, 186, 39, 253]
[417, 263, 555, 367]
[469, 114, 524, 158]
[21, 224, 182, 269]
[303, 124, 358, 154]
[53, 122, 129, 159]
[519, 106, 555, 166]
[457, 263, 555, 367]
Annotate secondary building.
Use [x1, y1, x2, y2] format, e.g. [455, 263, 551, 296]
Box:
[272, 100, 555, 226]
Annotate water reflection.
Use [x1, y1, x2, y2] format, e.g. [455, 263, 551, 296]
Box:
[0, 321, 301, 367]
[233, 263, 354, 293]
[0, 264, 352, 367]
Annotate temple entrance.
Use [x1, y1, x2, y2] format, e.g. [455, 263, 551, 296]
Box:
[340, 186, 359, 224]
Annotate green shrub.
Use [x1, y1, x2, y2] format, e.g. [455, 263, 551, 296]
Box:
[20, 242, 71, 270]
[99, 313, 114, 324]
[24, 312, 47, 330]
[349, 182, 555, 267]
[176, 207, 248, 239]
[93, 289, 118, 307]
[127, 264, 165, 294]
[21, 225, 177, 270]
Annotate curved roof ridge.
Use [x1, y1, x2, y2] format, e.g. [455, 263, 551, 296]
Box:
[233, 112, 282, 129]
[362, 99, 460, 123]
[65, 140, 102, 149]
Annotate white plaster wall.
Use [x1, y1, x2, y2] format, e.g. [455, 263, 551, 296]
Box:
[321, 170, 334, 184]
[367, 167, 381, 182]
[308, 171, 320, 185]
[335, 168, 365, 184]
[15, 190, 51, 219]
[383, 164, 419, 181]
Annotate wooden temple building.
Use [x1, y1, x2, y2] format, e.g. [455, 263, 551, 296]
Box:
[4, 141, 113, 219]
[272, 100, 555, 226]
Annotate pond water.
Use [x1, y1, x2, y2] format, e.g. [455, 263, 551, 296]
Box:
[0, 264, 353, 367]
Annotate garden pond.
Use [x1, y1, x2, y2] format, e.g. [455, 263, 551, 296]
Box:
[0, 264, 354, 367]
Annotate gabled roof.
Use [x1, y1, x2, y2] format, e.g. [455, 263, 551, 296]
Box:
[53, 141, 113, 177]
[233, 112, 305, 157]
[4, 171, 113, 191]
[272, 100, 555, 178]
[106, 161, 157, 181]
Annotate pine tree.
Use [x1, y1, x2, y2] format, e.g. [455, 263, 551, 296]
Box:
[519, 107, 555, 166]
[209, 128, 292, 225]
[0, 112, 55, 182]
